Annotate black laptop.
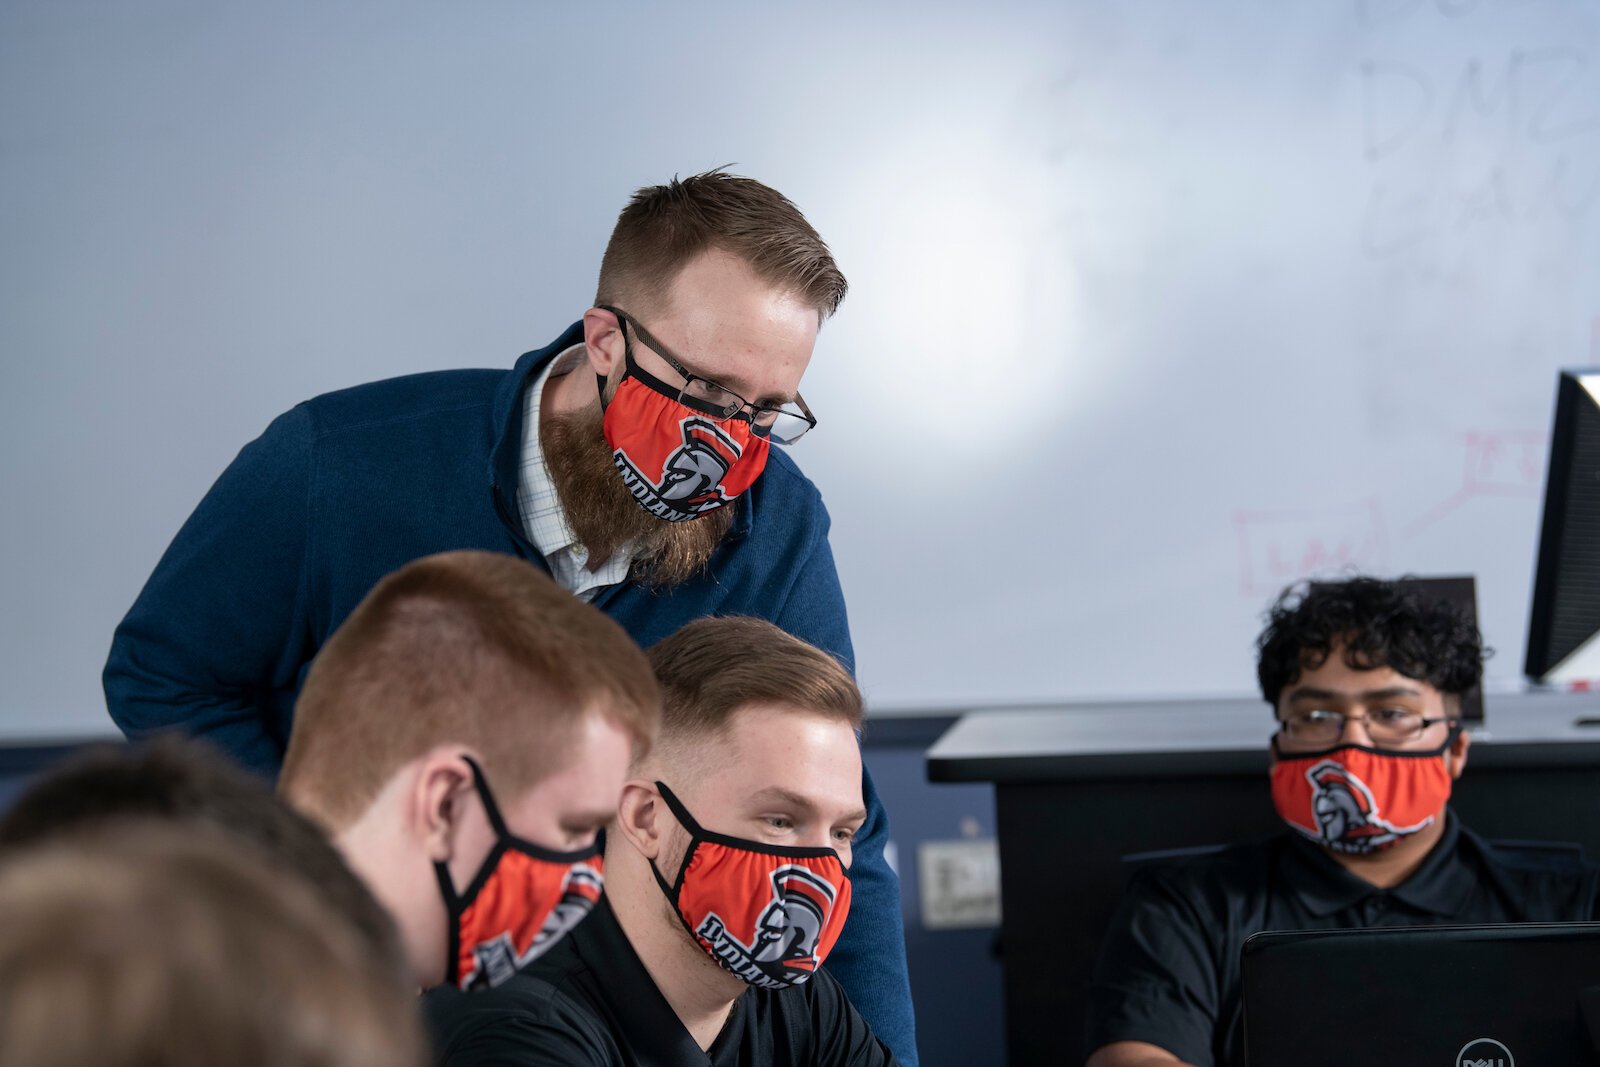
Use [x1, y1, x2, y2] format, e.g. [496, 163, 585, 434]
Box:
[1242, 923, 1600, 1066]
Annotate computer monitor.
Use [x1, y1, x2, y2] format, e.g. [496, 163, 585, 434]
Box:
[1527, 369, 1600, 684]
[1402, 575, 1486, 724]
[1242, 923, 1600, 1066]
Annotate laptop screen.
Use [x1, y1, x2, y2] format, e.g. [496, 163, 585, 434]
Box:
[1241, 923, 1600, 1066]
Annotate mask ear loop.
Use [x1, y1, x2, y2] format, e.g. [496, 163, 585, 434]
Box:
[1441, 720, 1467, 777]
[648, 781, 707, 905]
[461, 755, 511, 837]
[433, 755, 510, 988]
[648, 781, 737, 966]
[595, 305, 722, 416]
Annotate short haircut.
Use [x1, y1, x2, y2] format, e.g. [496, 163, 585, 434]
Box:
[280, 550, 660, 828]
[0, 822, 424, 1067]
[595, 170, 847, 324]
[646, 616, 862, 758]
[1256, 576, 1486, 707]
[0, 735, 404, 978]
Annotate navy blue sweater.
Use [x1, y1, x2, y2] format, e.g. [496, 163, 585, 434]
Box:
[104, 323, 918, 1065]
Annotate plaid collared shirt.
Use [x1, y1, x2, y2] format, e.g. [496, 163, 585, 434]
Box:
[515, 344, 636, 602]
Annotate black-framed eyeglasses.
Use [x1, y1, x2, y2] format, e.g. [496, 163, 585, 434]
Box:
[1276, 708, 1459, 748]
[598, 305, 818, 445]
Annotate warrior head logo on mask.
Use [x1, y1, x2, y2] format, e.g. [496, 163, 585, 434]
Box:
[465, 862, 605, 990]
[1306, 761, 1420, 852]
[747, 866, 838, 981]
[611, 415, 763, 523]
[1270, 749, 1445, 855]
[697, 864, 840, 988]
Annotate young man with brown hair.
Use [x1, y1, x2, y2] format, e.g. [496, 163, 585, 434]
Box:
[105, 171, 917, 1062]
[426, 616, 901, 1066]
[278, 549, 660, 992]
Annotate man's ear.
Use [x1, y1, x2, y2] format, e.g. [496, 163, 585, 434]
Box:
[582, 306, 625, 381]
[613, 779, 668, 861]
[411, 749, 477, 864]
[1446, 728, 1471, 780]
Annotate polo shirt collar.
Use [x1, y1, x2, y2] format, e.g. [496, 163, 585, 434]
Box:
[1278, 809, 1475, 919]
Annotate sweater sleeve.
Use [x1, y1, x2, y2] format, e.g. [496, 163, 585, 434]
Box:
[772, 498, 920, 1067]
[771, 504, 855, 672]
[810, 948, 907, 1066]
[102, 406, 318, 777]
[823, 762, 918, 1067]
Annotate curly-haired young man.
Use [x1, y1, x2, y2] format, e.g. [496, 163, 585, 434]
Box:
[1084, 576, 1600, 1067]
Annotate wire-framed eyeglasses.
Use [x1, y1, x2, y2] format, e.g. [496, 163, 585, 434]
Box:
[599, 305, 818, 445]
[1277, 708, 1458, 748]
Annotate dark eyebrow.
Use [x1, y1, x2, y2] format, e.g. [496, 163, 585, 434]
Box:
[748, 786, 866, 826]
[1359, 686, 1426, 701]
[1284, 687, 1342, 703]
[1285, 685, 1425, 703]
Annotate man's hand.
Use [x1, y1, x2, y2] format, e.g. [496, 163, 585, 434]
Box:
[1086, 1040, 1198, 1067]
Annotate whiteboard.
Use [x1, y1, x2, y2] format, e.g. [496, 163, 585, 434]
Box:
[3, 0, 1598, 738]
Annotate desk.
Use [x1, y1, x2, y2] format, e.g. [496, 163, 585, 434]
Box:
[925, 691, 1600, 1066]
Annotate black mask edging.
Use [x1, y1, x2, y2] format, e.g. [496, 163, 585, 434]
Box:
[1269, 721, 1464, 763]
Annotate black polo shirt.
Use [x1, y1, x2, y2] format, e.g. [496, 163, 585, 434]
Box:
[424, 894, 901, 1067]
[1086, 813, 1600, 1067]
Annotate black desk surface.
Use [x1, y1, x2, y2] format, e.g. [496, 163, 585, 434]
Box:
[926, 689, 1600, 782]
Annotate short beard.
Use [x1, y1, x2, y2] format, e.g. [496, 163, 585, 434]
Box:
[541, 401, 735, 589]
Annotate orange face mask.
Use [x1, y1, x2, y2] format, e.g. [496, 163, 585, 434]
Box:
[650, 782, 851, 990]
[595, 322, 770, 523]
[1269, 731, 1460, 855]
[434, 757, 604, 990]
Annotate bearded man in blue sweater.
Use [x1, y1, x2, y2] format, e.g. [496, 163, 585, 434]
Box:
[103, 170, 917, 1065]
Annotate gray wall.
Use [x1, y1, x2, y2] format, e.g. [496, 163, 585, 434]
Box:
[4, 0, 1599, 740]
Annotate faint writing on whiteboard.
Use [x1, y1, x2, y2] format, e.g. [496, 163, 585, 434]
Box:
[1358, 30, 1600, 281]
[1463, 430, 1545, 492]
[1403, 431, 1547, 538]
[1362, 49, 1600, 166]
[1233, 499, 1389, 597]
[1361, 0, 1578, 28]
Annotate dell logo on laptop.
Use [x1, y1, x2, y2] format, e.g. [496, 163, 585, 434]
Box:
[1456, 1037, 1514, 1067]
